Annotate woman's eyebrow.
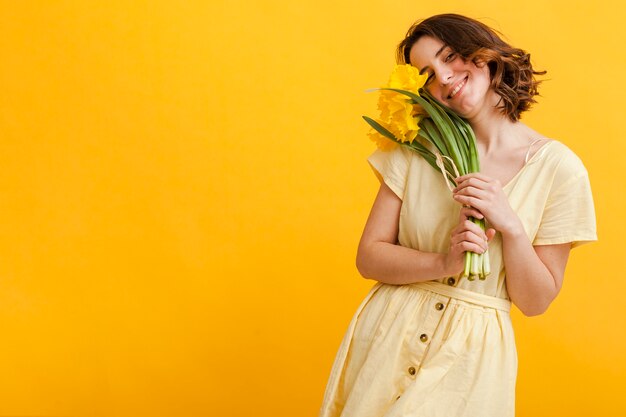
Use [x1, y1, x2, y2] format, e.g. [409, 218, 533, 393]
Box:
[418, 44, 448, 75]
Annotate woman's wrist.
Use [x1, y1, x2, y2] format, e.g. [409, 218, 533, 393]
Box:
[438, 252, 452, 277]
[439, 252, 462, 278]
[499, 218, 526, 240]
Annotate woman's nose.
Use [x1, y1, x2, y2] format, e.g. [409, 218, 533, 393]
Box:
[435, 66, 454, 85]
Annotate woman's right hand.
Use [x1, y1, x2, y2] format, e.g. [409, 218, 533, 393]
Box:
[443, 206, 496, 276]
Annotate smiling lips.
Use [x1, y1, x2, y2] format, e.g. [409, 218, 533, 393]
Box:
[448, 76, 468, 99]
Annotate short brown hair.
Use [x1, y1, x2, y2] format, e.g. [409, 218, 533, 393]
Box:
[396, 14, 546, 122]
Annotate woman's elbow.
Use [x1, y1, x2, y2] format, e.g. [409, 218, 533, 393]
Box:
[517, 283, 561, 317]
[355, 245, 373, 279]
[355, 253, 369, 279]
[521, 305, 548, 317]
[519, 297, 555, 317]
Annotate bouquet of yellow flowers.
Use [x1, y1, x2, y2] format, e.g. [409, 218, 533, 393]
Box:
[363, 64, 490, 281]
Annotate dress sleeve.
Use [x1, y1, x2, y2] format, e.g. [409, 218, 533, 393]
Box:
[533, 150, 598, 249]
[366, 146, 410, 200]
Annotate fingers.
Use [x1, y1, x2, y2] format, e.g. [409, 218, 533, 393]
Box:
[454, 174, 503, 196]
[454, 187, 489, 209]
[458, 205, 484, 222]
[450, 220, 489, 254]
[453, 177, 487, 193]
[455, 185, 488, 199]
[452, 219, 488, 241]
[486, 228, 497, 242]
[453, 193, 481, 209]
[450, 234, 488, 255]
[453, 181, 489, 210]
[454, 172, 493, 185]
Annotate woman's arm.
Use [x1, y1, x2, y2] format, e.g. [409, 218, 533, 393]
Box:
[356, 181, 490, 285]
[500, 221, 571, 316]
[453, 173, 572, 316]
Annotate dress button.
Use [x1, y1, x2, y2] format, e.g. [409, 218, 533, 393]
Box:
[408, 366, 416, 375]
[396, 395, 401, 401]
[435, 302, 444, 310]
[420, 333, 429, 342]
[447, 277, 456, 285]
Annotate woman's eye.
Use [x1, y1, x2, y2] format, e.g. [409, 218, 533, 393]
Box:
[445, 52, 456, 62]
[425, 73, 434, 84]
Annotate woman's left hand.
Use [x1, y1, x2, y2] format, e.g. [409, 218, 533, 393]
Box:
[452, 173, 519, 234]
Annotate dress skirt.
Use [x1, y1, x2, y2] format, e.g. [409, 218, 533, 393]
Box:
[318, 280, 518, 417]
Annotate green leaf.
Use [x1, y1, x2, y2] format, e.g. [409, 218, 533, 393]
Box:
[419, 94, 467, 174]
[376, 87, 422, 103]
[410, 136, 456, 184]
[420, 118, 449, 155]
[421, 89, 480, 173]
[362, 116, 399, 142]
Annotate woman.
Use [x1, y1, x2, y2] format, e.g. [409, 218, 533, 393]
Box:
[318, 13, 597, 417]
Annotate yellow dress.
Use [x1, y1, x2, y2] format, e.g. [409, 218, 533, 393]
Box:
[318, 139, 597, 417]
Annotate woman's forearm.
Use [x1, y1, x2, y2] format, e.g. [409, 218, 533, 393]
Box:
[500, 220, 558, 316]
[356, 242, 451, 285]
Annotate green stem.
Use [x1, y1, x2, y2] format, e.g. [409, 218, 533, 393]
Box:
[463, 251, 471, 278]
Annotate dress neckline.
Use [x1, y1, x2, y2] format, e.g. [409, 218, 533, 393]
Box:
[503, 139, 555, 190]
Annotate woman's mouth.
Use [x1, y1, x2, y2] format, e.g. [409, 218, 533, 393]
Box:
[448, 76, 468, 99]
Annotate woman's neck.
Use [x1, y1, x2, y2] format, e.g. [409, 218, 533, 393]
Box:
[467, 111, 534, 157]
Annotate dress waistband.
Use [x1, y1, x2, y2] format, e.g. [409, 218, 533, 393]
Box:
[409, 280, 512, 312]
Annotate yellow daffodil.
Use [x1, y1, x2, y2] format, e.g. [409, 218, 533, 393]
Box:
[367, 128, 398, 151]
[386, 64, 429, 92]
[368, 65, 429, 149]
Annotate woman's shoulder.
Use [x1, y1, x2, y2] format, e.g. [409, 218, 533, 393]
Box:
[534, 138, 591, 191]
[540, 139, 589, 173]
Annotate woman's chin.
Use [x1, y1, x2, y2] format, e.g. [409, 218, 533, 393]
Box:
[446, 104, 471, 118]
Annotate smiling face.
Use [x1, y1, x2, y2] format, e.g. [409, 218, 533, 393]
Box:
[408, 35, 499, 120]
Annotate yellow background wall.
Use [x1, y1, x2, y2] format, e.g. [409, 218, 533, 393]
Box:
[0, 1, 622, 416]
